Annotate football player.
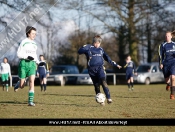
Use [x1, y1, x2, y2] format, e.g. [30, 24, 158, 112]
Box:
[78, 35, 121, 105]
[124, 55, 137, 91]
[0, 57, 11, 92]
[159, 31, 175, 99]
[14, 26, 39, 106]
[158, 41, 171, 91]
[37, 55, 49, 92]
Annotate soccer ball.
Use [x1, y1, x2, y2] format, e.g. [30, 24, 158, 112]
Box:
[95, 93, 106, 103]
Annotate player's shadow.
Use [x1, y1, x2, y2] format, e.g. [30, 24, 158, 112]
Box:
[42, 93, 94, 97]
[36, 101, 99, 107]
[0, 101, 27, 104]
[39, 102, 84, 107]
[44, 94, 140, 98]
[116, 96, 140, 98]
[0, 100, 98, 107]
[38, 94, 98, 107]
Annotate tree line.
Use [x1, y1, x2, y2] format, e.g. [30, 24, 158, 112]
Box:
[1, 0, 175, 73]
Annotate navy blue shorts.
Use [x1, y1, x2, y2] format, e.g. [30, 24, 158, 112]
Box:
[126, 71, 133, 80]
[88, 66, 106, 79]
[39, 74, 47, 79]
[163, 62, 175, 78]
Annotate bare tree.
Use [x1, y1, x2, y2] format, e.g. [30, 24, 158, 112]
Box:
[0, 0, 61, 65]
[2, 0, 175, 67]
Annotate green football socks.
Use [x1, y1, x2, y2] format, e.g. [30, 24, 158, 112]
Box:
[28, 90, 34, 103]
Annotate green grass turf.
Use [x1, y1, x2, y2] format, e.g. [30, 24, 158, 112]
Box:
[0, 84, 175, 132]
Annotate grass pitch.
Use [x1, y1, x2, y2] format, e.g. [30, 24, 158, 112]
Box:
[0, 84, 175, 132]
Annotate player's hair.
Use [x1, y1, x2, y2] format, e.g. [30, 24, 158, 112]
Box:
[126, 54, 131, 59]
[26, 26, 36, 37]
[171, 30, 175, 38]
[92, 35, 102, 44]
[3, 57, 8, 62]
[39, 55, 45, 60]
[166, 31, 172, 36]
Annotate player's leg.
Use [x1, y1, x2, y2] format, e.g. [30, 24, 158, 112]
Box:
[28, 75, 35, 106]
[130, 76, 134, 91]
[168, 64, 175, 99]
[90, 75, 100, 94]
[169, 64, 175, 99]
[88, 67, 101, 94]
[5, 74, 9, 92]
[14, 78, 20, 90]
[127, 78, 131, 91]
[99, 68, 112, 104]
[20, 79, 26, 88]
[165, 77, 171, 91]
[5, 80, 8, 92]
[88, 68, 103, 105]
[170, 75, 175, 99]
[100, 77, 112, 104]
[43, 77, 47, 92]
[91, 76, 104, 106]
[14, 60, 27, 92]
[2, 81, 5, 91]
[100, 77, 109, 97]
[165, 77, 171, 96]
[14, 78, 26, 92]
[163, 65, 171, 91]
[27, 61, 36, 106]
[1, 74, 5, 91]
[39, 75, 44, 91]
[126, 72, 131, 90]
[14, 77, 28, 90]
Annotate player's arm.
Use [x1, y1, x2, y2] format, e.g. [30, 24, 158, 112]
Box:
[43, 62, 49, 74]
[17, 42, 28, 59]
[78, 44, 91, 54]
[8, 64, 11, 77]
[103, 51, 121, 69]
[33, 49, 40, 63]
[158, 43, 164, 69]
[46, 62, 49, 77]
[133, 62, 137, 75]
[123, 62, 128, 68]
[87, 48, 93, 59]
[46, 63, 49, 73]
[36, 64, 39, 76]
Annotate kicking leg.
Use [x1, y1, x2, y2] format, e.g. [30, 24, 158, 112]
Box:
[100, 77, 112, 104]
